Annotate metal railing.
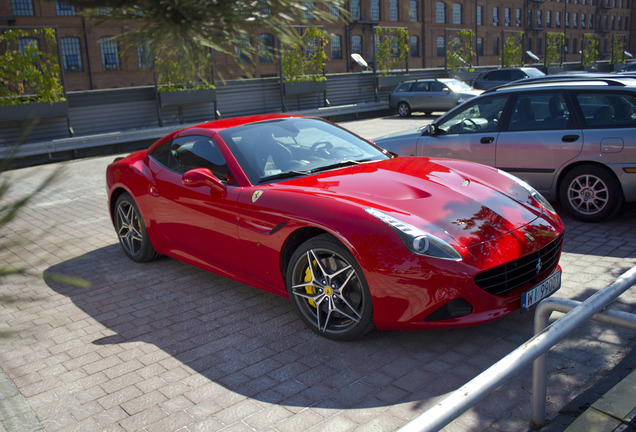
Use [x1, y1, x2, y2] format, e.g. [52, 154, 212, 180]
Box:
[398, 265, 636, 432]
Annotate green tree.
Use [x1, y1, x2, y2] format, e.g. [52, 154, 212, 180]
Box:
[281, 27, 329, 82]
[374, 27, 409, 75]
[546, 32, 564, 66]
[446, 30, 474, 72]
[502, 33, 524, 67]
[70, 0, 347, 84]
[611, 35, 626, 65]
[0, 28, 64, 106]
[582, 34, 599, 67]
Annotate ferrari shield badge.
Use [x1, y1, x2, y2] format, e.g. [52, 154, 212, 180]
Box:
[252, 190, 264, 203]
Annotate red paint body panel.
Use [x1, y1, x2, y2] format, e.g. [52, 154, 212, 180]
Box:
[107, 115, 565, 331]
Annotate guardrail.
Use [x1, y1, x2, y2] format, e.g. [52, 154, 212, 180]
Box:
[397, 265, 636, 432]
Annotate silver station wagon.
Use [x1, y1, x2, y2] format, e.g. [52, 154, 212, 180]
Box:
[388, 78, 482, 117]
[376, 74, 636, 222]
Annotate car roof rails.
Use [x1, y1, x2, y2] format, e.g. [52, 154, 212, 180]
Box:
[483, 73, 636, 93]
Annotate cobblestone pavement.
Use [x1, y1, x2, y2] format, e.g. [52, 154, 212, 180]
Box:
[0, 115, 635, 432]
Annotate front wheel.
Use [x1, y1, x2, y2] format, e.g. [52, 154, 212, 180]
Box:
[287, 234, 374, 340]
[559, 165, 623, 222]
[114, 193, 159, 262]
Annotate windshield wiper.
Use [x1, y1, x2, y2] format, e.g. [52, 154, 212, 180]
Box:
[310, 159, 371, 174]
[258, 170, 310, 184]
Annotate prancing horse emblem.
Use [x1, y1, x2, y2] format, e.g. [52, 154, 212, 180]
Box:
[536, 258, 543, 276]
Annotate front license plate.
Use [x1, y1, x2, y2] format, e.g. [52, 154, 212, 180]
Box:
[521, 269, 562, 310]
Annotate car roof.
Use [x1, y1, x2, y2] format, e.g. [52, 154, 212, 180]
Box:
[179, 114, 307, 134]
[482, 73, 636, 93]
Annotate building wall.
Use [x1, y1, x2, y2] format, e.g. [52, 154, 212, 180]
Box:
[1, 0, 633, 92]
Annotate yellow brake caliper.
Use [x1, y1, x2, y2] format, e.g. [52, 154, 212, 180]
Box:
[304, 261, 317, 308]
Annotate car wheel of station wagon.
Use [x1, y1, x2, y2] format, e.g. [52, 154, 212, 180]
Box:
[397, 102, 411, 117]
[559, 164, 623, 222]
[114, 193, 159, 262]
[287, 234, 374, 340]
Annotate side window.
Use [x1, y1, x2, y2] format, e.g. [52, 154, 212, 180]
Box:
[576, 92, 636, 128]
[395, 82, 413, 92]
[437, 95, 509, 134]
[488, 70, 509, 81]
[507, 92, 571, 131]
[150, 136, 231, 182]
[411, 82, 429, 92]
[430, 82, 446, 92]
[510, 70, 526, 80]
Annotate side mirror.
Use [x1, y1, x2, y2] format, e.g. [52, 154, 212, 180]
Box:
[182, 168, 225, 192]
[423, 124, 438, 136]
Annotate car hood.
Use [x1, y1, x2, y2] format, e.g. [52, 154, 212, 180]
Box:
[272, 157, 543, 249]
[373, 128, 423, 142]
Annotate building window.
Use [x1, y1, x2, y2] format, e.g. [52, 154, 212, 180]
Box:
[435, 2, 445, 23]
[573, 38, 577, 53]
[452, 4, 461, 24]
[556, 11, 561, 27]
[389, 0, 398, 21]
[625, 17, 629, 30]
[493, 37, 499, 55]
[493, 7, 499, 26]
[547, 10, 552, 27]
[350, 0, 360, 20]
[18, 38, 38, 55]
[258, 34, 274, 63]
[11, 0, 33, 15]
[565, 12, 569, 27]
[61, 37, 83, 72]
[527, 9, 532, 28]
[371, 0, 380, 21]
[352, 35, 362, 54]
[409, 0, 417, 22]
[55, 1, 75, 16]
[436, 36, 445, 57]
[476, 6, 482, 26]
[589, 13, 594, 29]
[99, 37, 120, 71]
[537, 10, 542, 27]
[573, 13, 578, 28]
[330, 1, 340, 19]
[331, 34, 342, 59]
[516, 8, 521, 26]
[476, 37, 483, 56]
[410, 35, 419, 57]
[581, 13, 585, 28]
[504, 8, 510, 26]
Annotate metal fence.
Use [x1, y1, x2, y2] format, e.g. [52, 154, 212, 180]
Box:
[397, 266, 636, 432]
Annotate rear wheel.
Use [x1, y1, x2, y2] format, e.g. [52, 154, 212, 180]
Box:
[559, 164, 623, 222]
[287, 234, 374, 340]
[397, 102, 412, 117]
[114, 193, 159, 262]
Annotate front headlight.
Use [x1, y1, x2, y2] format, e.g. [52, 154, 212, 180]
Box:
[365, 208, 462, 261]
[497, 169, 556, 214]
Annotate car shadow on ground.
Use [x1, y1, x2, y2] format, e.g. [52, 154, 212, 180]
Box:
[42, 203, 636, 413]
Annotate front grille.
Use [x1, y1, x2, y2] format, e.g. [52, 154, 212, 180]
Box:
[474, 235, 563, 296]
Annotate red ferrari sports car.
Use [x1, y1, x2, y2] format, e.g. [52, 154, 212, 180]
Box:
[106, 114, 564, 340]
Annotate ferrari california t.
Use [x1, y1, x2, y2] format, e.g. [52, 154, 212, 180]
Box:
[106, 115, 564, 340]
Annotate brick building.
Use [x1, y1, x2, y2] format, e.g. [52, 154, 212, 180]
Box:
[1, 0, 633, 92]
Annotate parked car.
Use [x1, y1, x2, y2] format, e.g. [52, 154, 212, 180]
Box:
[375, 74, 636, 222]
[107, 114, 564, 340]
[616, 62, 636, 73]
[389, 78, 482, 117]
[472, 67, 545, 90]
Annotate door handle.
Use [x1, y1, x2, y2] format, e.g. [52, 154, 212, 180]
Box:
[480, 136, 495, 144]
[562, 135, 579, 142]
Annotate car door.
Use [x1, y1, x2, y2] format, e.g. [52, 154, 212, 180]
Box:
[428, 81, 456, 110]
[495, 91, 583, 193]
[147, 135, 245, 277]
[408, 81, 431, 110]
[416, 94, 509, 167]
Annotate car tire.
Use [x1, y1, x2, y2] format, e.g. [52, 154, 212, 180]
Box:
[397, 102, 411, 117]
[114, 192, 159, 262]
[286, 234, 374, 340]
[559, 164, 623, 222]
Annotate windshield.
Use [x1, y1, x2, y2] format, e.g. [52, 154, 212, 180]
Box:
[445, 80, 473, 92]
[219, 117, 389, 184]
